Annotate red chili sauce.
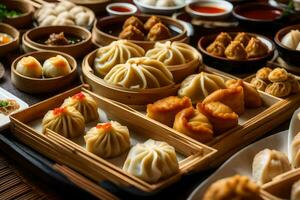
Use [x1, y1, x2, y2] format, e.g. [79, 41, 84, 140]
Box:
[110, 6, 131, 13]
[190, 5, 225, 14]
[239, 9, 282, 20]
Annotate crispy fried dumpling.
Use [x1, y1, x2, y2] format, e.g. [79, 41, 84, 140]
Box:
[84, 121, 130, 158]
[147, 23, 171, 41]
[291, 179, 300, 200]
[265, 82, 292, 97]
[146, 96, 192, 127]
[250, 78, 268, 91]
[145, 41, 197, 65]
[203, 86, 245, 115]
[122, 16, 144, 32]
[203, 175, 262, 200]
[268, 68, 288, 82]
[252, 149, 291, 184]
[178, 72, 226, 104]
[256, 67, 272, 81]
[281, 30, 300, 49]
[197, 102, 238, 134]
[226, 79, 262, 108]
[119, 25, 145, 41]
[144, 15, 161, 31]
[94, 40, 145, 76]
[214, 32, 232, 47]
[225, 41, 247, 60]
[245, 37, 269, 58]
[42, 106, 85, 138]
[104, 57, 174, 89]
[206, 41, 226, 57]
[173, 107, 213, 143]
[62, 92, 99, 123]
[16, 56, 43, 78]
[123, 139, 179, 183]
[234, 32, 252, 47]
[291, 132, 300, 168]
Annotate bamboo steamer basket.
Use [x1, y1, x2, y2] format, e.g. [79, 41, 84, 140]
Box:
[0, 23, 20, 56]
[11, 50, 77, 94]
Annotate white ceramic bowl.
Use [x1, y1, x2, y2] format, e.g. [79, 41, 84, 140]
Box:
[106, 3, 137, 16]
[185, 0, 233, 20]
[133, 0, 185, 15]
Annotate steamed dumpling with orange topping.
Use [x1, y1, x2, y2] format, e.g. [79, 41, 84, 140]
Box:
[16, 56, 43, 78]
[43, 55, 71, 78]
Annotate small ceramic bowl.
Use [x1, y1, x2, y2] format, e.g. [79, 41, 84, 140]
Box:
[0, 23, 19, 56]
[198, 32, 275, 73]
[185, 0, 233, 20]
[22, 25, 92, 58]
[106, 3, 137, 16]
[0, 0, 34, 29]
[275, 24, 300, 67]
[11, 51, 77, 94]
[133, 0, 185, 15]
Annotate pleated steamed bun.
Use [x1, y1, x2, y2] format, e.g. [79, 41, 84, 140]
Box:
[84, 121, 130, 158]
[16, 56, 43, 78]
[62, 92, 99, 123]
[123, 139, 179, 183]
[43, 55, 72, 78]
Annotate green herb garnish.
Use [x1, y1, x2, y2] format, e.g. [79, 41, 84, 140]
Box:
[0, 100, 9, 107]
[0, 3, 22, 21]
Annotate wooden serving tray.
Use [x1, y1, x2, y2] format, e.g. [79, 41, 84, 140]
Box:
[9, 85, 216, 193]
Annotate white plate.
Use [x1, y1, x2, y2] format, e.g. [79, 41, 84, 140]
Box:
[188, 130, 288, 200]
[0, 87, 28, 131]
[133, 0, 186, 14]
[288, 107, 300, 160]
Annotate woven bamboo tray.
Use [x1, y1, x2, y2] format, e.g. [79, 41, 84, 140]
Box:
[9, 85, 216, 193]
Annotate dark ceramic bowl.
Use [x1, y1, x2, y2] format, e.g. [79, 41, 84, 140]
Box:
[198, 32, 275, 74]
[275, 24, 300, 66]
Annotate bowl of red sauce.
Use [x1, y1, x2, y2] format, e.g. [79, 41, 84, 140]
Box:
[106, 3, 137, 16]
[185, 0, 233, 20]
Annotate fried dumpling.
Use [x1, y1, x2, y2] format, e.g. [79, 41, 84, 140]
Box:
[256, 67, 272, 82]
[206, 41, 225, 57]
[252, 149, 291, 184]
[104, 57, 174, 89]
[197, 102, 238, 134]
[281, 30, 300, 49]
[226, 79, 262, 108]
[265, 82, 292, 97]
[16, 56, 43, 78]
[178, 72, 226, 104]
[268, 68, 288, 82]
[234, 32, 252, 47]
[203, 86, 245, 115]
[214, 32, 232, 47]
[43, 55, 72, 78]
[291, 179, 300, 200]
[250, 78, 268, 91]
[42, 106, 85, 138]
[173, 107, 213, 143]
[146, 96, 192, 127]
[84, 121, 130, 158]
[123, 139, 179, 183]
[144, 15, 161, 31]
[203, 175, 262, 200]
[94, 40, 145, 76]
[62, 92, 99, 123]
[147, 23, 171, 41]
[122, 16, 144, 32]
[291, 132, 300, 168]
[119, 25, 145, 41]
[245, 37, 269, 58]
[225, 41, 247, 60]
[145, 41, 197, 65]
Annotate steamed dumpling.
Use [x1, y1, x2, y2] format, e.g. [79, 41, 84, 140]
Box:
[84, 121, 130, 158]
[104, 57, 174, 89]
[146, 41, 198, 65]
[16, 56, 43, 78]
[62, 92, 99, 123]
[252, 149, 291, 184]
[291, 132, 300, 168]
[42, 106, 85, 138]
[94, 40, 145, 76]
[39, 15, 56, 26]
[265, 82, 292, 97]
[142, 0, 157, 6]
[156, 0, 176, 7]
[43, 55, 72, 78]
[178, 72, 226, 104]
[75, 12, 90, 27]
[123, 139, 179, 183]
[281, 30, 300, 49]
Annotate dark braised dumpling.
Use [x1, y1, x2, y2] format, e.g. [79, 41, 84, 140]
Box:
[119, 25, 145, 41]
[122, 16, 144, 32]
[147, 23, 171, 41]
